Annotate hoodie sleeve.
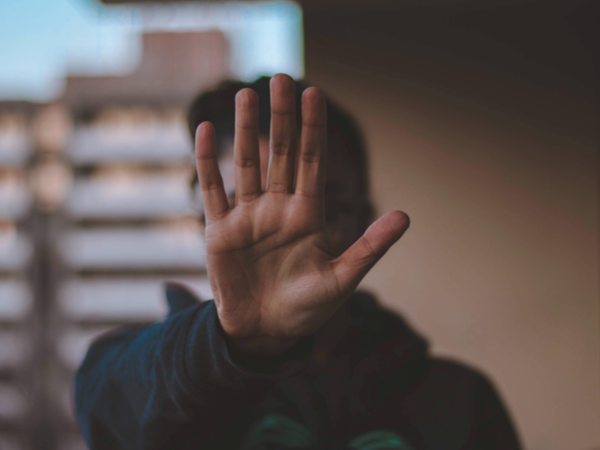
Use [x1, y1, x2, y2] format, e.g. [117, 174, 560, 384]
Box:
[74, 300, 313, 450]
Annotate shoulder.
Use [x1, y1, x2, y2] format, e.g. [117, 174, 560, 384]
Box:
[426, 357, 490, 384]
[353, 291, 498, 392]
[350, 292, 507, 403]
[85, 292, 212, 360]
[421, 358, 521, 448]
[417, 356, 507, 411]
[408, 356, 505, 420]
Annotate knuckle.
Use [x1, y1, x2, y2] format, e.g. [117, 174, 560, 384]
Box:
[301, 152, 321, 164]
[210, 209, 229, 221]
[301, 119, 326, 128]
[293, 188, 319, 199]
[237, 192, 260, 203]
[196, 153, 216, 162]
[267, 182, 289, 194]
[236, 122, 257, 131]
[201, 180, 223, 192]
[271, 143, 293, 156]
[361, 236, 376, 259]
[235, 156, 258, 168]
[272, 109, 295, 118]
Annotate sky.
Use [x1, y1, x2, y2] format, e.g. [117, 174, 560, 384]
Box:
[0, 0, 303, 102]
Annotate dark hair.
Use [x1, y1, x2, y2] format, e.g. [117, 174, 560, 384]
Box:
[187, 76, 370, 198]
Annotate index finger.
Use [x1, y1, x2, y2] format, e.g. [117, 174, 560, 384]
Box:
[195, 122, 230, 223]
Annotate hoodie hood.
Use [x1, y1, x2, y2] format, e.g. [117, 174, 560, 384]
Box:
[343, 291, 430, 415]
[348, 290, 429, 366]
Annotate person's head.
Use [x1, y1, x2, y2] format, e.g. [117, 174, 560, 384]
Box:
[187, 76, 373, 255]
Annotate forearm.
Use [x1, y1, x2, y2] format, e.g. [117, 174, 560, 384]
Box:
[75, 300, 313, 450]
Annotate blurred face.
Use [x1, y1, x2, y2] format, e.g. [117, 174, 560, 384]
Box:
[197, 133, 371, 256]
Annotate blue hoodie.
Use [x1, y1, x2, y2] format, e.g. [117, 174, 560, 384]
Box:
[75, 284, 521, 450]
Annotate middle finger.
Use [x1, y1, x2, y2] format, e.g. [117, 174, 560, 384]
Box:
[266, 74, 298, 194]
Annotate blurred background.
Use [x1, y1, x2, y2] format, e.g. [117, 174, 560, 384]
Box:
[0, 0, 597, 449]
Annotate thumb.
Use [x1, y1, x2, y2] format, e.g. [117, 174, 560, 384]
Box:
[333, 210, 410, 294]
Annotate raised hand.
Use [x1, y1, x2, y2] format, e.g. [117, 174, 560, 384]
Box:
[195, 74, 409, 359]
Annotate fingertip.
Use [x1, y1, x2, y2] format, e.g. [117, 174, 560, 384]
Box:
[271, 73, 295, 90]
[366, 210, 410, 246]
[270, 74, 296, 113]
[196, 121, 214, 139]
[195, 122, 216, 157]
[302, 86, 324, 103]
[388, 210, 410, 232]
[302, 87, 327, 121]
[236, 88, 258, 108]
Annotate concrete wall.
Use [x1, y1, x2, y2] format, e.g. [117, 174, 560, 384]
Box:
[304, 2, 599, 449]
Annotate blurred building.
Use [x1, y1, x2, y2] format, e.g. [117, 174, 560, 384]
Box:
[0, 30, 226, 450]
[0, 101, 36, 450]
[62, 31, 229, 111]
[2, 1, 599, 449]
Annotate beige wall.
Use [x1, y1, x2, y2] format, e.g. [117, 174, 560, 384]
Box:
[304, 3, 599, 450]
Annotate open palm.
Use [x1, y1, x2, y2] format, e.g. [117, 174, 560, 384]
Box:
[196, 74, 409, 358]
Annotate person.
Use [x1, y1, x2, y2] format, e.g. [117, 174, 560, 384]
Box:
[75, 74, 522, 450]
